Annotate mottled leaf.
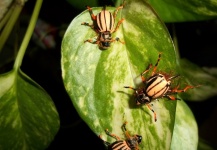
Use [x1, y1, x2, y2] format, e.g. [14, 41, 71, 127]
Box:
[171, 100, 198, 150]
[148, 0, 217, 22]
[0, 69, 59, 150]
[61, 0, 197, 149]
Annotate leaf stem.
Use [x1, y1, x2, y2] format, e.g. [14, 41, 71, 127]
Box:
[13, 0, 43, 71]
[0, 0, 24, 53]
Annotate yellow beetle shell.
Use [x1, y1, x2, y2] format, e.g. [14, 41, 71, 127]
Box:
[146, 74, 170, 99]
[96, 10, 115, 32]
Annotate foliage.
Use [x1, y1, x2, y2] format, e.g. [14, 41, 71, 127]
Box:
[0, 0, 60, 149]
[61, 0, 216, 149]
[0, 0, 217, 149]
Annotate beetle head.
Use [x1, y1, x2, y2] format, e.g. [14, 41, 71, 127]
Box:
[99, 41, 110, 50]
[99, 32, 112, 50]
[126, 135, 142, 150]
[135, 89, 151, 105]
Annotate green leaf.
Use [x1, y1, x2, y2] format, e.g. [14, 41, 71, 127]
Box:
[148, 0, 217, 22]
[171, 100, 198, 150]
[0, 69, 59, 150]
[179, 59, 217, 101]
[61, 0, 197, 149]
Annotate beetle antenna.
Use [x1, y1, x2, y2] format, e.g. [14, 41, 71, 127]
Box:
[124, 86, 136, 90]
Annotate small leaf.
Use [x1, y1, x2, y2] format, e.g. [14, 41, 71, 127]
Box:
[61, 0, 196, 149]
[148, 0, 217, 22]
[0, 69, 59, 149]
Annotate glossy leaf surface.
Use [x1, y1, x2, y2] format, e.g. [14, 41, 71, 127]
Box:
[0, 69, 59, 149]
[61, 0, 197, 149]
[148, 0, 217, 22]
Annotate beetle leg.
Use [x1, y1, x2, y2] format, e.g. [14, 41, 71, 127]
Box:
[114, 37, 125, 44]
[112, 18, 125, 33]
[146, 103, 157, 122]
[168, 75, 180, 80]
[84, 39, 98, 44]
[122, 121, 128, 131]
[113, 1, 125, 19]
[165, 95, 181, 100]
[84, 39, 103, 48]
[99, 135, 111, 146]
[141, 64, 152, 83]
[122, 122, 132, 139]
[171, 85, 198, 93]
[111, 1, 125, 33]
[105, 37, 124, 44]
[124, 86, 136, 91]
[165, 84, 200, 100]
[81, 22, 95, 29]
[151, 53, 162, 76]
[86, 6, 96, 20]
[124, 86, 141, 100]
[105, 129, 121, 141]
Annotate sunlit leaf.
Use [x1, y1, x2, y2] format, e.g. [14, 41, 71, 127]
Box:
[61, 0, 197, 149]
[0, 69, 59, 149]
[148, 0, 217, 22]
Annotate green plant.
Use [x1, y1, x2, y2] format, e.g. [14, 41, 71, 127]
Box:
[0, 0, 217, 149]
[62, 0, 217, 149]
[0, 0, 59, 149]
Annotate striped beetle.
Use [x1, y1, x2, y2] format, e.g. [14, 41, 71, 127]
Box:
[81, 1, 125, 50]
[124, 53, 198, 122]
[99, 122, 142, 150]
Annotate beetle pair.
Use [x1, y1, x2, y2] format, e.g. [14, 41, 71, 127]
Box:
[124, 53, 198, 122]
[99, 122, 142, 150]
[81, 1, 125, 50]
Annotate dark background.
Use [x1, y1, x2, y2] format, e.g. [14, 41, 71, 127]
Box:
[2, 0, 217, 149]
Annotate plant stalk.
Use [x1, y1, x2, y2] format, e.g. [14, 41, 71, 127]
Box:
[0, 0, 25, 53]
[13, 0, 43, 71]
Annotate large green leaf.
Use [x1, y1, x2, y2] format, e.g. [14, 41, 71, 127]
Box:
[61, 0, 197, 149]
[0, 69, 59, 149]
[148, 0, 217, 22]
[171, 100, 198, 150]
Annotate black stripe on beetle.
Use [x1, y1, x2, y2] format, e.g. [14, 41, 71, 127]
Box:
[124, 53, 199, 122]
[81, 1, 125, 50]
[99, 122, 142, 150]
